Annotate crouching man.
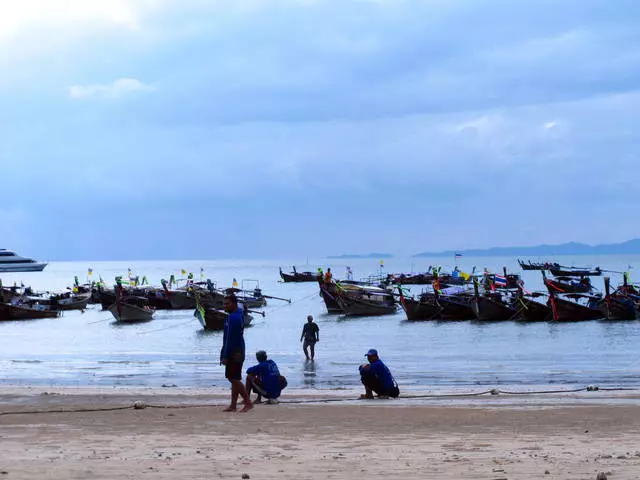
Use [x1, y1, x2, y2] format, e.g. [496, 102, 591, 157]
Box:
[359, 348, 400, 399]
[245, 350, 287, 405]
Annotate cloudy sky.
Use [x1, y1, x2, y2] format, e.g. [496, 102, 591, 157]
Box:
[1, 0, 639, 260]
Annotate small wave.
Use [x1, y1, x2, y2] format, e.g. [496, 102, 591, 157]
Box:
[11, 360, 42, 364]
[97, 361, 151, 365]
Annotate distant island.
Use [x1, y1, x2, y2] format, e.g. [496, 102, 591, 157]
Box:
[327, 253, 394, 259]
[414, 238, 640, 257]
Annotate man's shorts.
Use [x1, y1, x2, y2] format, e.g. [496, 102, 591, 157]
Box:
[225, 349, 245, 381]
[303, 339, 316, 349]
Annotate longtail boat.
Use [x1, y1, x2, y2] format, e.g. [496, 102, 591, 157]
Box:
[472, 279, 518, 321]
[398, 290, 442, 321]
[0, 302, 60, 321]
[545, 274, 604, 322]
[318, 281, 343, 313]
[518, 260, 559, 271]
[603, 277, 637, 320]
[108, 295, 155, 323]
[334, 283, 396, 316]
[512, 292, 553, 321]
[279, 266, 320, 283]
[549, 266, 602, 277]
[545, 276, 593, 294]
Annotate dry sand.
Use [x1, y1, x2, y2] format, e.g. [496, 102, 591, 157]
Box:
[2, 386, 640, 479]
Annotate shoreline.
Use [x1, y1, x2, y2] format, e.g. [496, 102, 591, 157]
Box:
[3, 384, 640, 409]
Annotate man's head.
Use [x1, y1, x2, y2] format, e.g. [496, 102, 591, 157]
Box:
[365, 348, 379, 362]
[307, 315, 313, 323]
[256, 350, 267, 362]
[222, 294, 238, 313]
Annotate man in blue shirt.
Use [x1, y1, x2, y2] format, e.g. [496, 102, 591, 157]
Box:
[245, 350, 286, 405]
[359, 348, 400, 399]
[220, 295, 252, 412]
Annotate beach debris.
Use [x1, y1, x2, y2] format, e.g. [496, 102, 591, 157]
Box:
[241, 474, 250, 479]
[0, 471, 7, 475]
[544, 470, 550, 475]
[162, 383, 178, 388]
[133, 401, 147, 410]
[490, 389, 499, 395]
[596, 473, 607, 480]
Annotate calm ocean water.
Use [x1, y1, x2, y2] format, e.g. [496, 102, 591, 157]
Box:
[2, 255, 640, 391]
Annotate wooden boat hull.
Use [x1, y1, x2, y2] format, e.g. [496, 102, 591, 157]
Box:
[108, 302, 155, 322]
[168, 292, 197, 310]
[319, 282, 343, 313]
[549, 268, 601, 277]
[280, 271, 320, 283]
[336, 295, 396, 316]
[518, 260, 549, 271]
[515, 297, 553, 322]
[57, 293, 92, 311]
[604, 296, 637, 320]
[387, 273, 431, 285]
[474, 296, 518, 321]
[548, 296, 604, 321]
[195, 308, 253, 331]
[399, 295, 441, 320]
[237, 297, 267, 309]
[437, 295, 476, 320]
[546, 278, 592, 294]
[0, 303, 59, 320]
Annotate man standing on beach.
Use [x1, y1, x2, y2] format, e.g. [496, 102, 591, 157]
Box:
[221, 294, 252, 412]
[300, 315, 320, 360]
[359, 348, 399, 399]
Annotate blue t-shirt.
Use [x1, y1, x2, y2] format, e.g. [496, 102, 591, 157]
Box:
[220, 309, 245, 363]
[359, 359, 396, 390]
[247, 359, 282, 398]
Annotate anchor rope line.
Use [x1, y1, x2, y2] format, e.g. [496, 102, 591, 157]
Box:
[1, 386, 637, 416]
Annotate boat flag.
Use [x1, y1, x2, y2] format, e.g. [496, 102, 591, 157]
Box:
[194, 303, 205, 325]
[200, 267, 204, 280]
[87, 268, 93, 276]
[494, 274, 508, 287]
[181, 269, 187, 276]
[379, 259, 384, 269]
[455, 253, 463, 258]
[232, 278, 238, 288]
[460, 271, 471, 281]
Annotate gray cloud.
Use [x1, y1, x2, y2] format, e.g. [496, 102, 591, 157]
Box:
[1, 0, 640, 260]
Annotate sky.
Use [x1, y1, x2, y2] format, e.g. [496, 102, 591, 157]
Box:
[1, 0, 640, 261]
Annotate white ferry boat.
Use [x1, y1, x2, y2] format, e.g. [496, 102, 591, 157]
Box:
[0, 249, 48, 272]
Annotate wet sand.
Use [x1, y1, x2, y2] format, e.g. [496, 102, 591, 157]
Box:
[2, 386, 640, 479]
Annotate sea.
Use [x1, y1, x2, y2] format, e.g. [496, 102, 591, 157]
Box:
[2, 255, 640, 392]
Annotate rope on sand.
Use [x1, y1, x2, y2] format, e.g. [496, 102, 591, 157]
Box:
[1, 385, 638, 416]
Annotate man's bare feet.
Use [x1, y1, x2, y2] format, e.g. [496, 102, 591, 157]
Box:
[359, 394, 374, 400]
[239, 403, 254, 413]
[222, 406, 237, 412]
[254, 399, 263, 404]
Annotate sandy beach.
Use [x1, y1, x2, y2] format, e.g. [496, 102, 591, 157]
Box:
[2, 387, 640, 479]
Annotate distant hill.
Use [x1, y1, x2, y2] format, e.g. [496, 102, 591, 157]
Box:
[414, 239, 640, 257]
[327, 253, 394, 259]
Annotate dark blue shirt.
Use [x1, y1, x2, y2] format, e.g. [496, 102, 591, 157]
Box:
[359, 358, 396, 390]
[220, 309, 245, 363]
[247, 359, 282, 398]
